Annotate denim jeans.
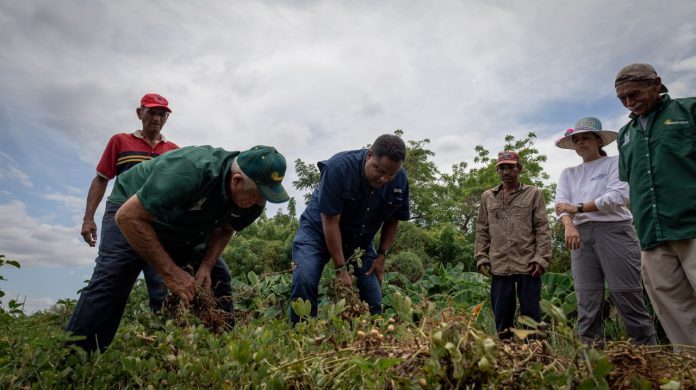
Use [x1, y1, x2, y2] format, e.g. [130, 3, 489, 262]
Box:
[290, 226, 382, 324]
[490, 274, 541, 339]
[142, 262, 166, 312]
[66, 201, 233, 352]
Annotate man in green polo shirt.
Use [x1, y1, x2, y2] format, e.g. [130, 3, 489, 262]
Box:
[67, 145, 290, 352]
[615, 63, 696, 347]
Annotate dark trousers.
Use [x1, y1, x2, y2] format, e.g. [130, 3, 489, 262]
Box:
[290, 226, 382, 324]
[490, 274, 541, 339]
[66, 201, 233, 352]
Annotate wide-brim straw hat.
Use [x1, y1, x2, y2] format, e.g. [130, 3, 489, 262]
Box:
[555, 117, 617, 149]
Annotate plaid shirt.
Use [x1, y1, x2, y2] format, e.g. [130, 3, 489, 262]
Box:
[475, 184, 551, 275]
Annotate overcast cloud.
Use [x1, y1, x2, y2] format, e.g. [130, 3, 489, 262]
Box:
[0, 0, 695, 308]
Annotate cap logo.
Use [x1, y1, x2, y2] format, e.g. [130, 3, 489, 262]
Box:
[270, 171, 284, 181]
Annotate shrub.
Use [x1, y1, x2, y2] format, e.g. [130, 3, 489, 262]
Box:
[387, 251, 425, 283]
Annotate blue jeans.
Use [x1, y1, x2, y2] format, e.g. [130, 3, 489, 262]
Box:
[290, 226, 382, 324]
[490, 274, 541, 339]
[142, 262, 166, 312]
[67, 201, 233, 352]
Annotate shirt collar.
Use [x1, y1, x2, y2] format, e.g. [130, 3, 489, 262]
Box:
[492, 182, 523, 194]
[132, 130, 166, 142]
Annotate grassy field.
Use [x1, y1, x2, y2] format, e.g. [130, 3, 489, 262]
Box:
[1, 263, 695, 389]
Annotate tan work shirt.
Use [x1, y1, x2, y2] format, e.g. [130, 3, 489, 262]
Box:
[475, 183, 551, 275]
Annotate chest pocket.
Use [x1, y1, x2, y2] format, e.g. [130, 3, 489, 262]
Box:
[654, 119, 695, 155]
[341, 191, 361, 216]
[381, 189, 405, 219]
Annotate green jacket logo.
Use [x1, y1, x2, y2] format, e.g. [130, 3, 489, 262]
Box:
[664, 119, 689, 125]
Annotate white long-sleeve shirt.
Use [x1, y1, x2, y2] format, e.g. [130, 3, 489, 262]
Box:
[555, 155, 633, 225]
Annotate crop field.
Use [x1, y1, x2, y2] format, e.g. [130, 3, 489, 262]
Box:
[2, 259, 695, 389]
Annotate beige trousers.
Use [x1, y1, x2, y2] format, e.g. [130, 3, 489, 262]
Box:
[641, 238, 696, 347]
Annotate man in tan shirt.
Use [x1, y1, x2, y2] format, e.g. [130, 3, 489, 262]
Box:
[475, 151, 552, 339]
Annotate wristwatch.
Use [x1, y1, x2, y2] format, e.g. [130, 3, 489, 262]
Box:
[377, 248, 389, 257]
[576, 203, 585, 213]
[334, 262, 348, 273]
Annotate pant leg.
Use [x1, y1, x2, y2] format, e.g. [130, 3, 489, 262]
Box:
[572, 222, 608, 345]
[290, 227, 330, 324]
[353, 247, 382, 315]
[595, 222, 656, 345]
[66, 202, 144, 352]
[209, 258, 234, 314]
[142, 263, 167, 312]
[642, 240, 696, 346]
[517, 274, 542, 323]
[490, 275, 517, 339]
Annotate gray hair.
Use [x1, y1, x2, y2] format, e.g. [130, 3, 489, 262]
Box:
[231, 158, 258, 192]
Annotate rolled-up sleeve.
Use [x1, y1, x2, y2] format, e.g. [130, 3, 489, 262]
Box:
[595, 158, 629, 211]
[554, 168, 572, 220]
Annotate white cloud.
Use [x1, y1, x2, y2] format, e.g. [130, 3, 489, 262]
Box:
[0, 152, 33, 188]
[2, 294, 55, 314]
[0, 0, 694, 272]
[0, 201, 96, 267]
[42, 192, 85, 213]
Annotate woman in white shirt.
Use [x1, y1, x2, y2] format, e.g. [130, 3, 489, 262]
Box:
[555, 117, 656, 346]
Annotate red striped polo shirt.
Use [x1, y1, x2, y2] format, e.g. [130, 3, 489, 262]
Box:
[96, 130, 179, 179]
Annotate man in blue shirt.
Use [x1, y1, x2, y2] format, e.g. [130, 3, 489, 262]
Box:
[290, 134, 410, 324]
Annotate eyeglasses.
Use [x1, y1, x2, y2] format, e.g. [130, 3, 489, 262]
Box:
[142, 108, 170, 118]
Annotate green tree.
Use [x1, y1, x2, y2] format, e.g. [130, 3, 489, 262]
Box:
[293, 159, 320, 204]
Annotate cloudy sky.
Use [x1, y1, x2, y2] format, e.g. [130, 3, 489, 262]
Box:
[1, 0, 695, 312]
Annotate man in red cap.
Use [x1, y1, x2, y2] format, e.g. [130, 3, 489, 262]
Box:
[475, 151, 551, 340]
[80, 93, 179, 312]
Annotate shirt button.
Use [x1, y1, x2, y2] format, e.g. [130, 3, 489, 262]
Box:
[650, 187, 654, 191]
[647, 170, 651, 174]
[652, 204, 656, 207]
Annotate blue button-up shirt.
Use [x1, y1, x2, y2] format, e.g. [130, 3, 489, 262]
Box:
[299, 149, 410, 247]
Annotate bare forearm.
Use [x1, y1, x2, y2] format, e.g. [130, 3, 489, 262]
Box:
[116, 197, 179, 280]
[83, 176, 108, 221]
[377, 218, 399, 251]
[321, 213, 346, 266]
[560, 214, 575, 227]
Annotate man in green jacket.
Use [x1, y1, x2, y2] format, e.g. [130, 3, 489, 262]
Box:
[67, 145, 290, 352]
[615, 63, 696, 346]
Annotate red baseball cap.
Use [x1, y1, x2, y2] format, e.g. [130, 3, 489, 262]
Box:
[496, 150, 520, 166]
[140, 93, 171, 112]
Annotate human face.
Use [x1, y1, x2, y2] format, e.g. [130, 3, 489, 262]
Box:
[137, 107, 169, 133]
[496, 163, 521, 186]
[364, 151, 403, 189]
[571, 132, 601, 162]
[615, 79, 662, 117]
[229, 173, 266, 208]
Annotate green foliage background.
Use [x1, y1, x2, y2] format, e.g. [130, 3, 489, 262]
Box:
[1, 131, 678, 388]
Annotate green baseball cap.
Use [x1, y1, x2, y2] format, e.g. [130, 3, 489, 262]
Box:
[237, 145, 290, 204]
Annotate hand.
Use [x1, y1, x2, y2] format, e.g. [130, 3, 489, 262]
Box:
[366, 255, 386, 285]
[194, 265, 212, 290]
[336, 269, 352, 287]
[555, 203, 578, 216]
[81, 220, 98, 247]
[166, 268, 197, 305]
[529, 262, 544, 277]
[478, 263, 490, 277]
[564, 224, 581, 250]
